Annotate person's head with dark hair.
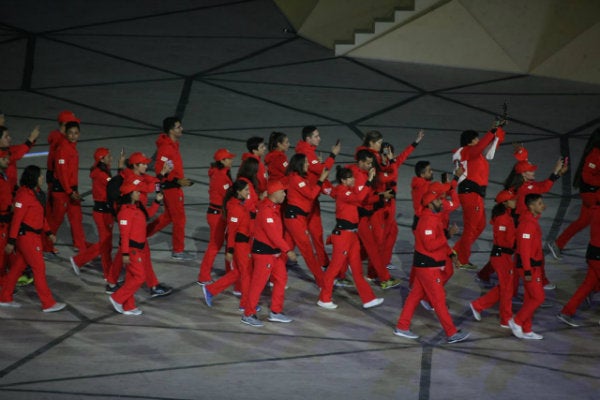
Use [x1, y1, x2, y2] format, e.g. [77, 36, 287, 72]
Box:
[525, 193, 545, 216]
[302, 126, 317, 141]
[460, 130, 479, 147]
[223, 179, 250, 210]
[237, 157, 259, 189]
[64, 121, 80, 144]
[286, 153, 307, 177]
[415, 160, 432, 180]
[336, 166, 354, 185]
[268, 131, 289, 152]
[246, 136, 266, 157]
[20, 165, 42, 189]
[362, 130, 384, 151]
[163, 116, 183, 141]
[356, 149, 374, 172]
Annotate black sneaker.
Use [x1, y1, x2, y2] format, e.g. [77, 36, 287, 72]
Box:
[105, 283, 120, 294]
[150, 283, 173, 298]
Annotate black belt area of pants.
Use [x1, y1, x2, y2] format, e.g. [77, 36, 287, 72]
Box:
[235, 232, 250, 243]
[490, 245, 515, 257]
[515, 255, 542, 268]
[458, 179, 487, 198]
[413, 250, 446, 267]
[284, 204, 308, 219]
[129, 239, 145, 249]
[586, 244, 600, 260]
[0, 213, 11, 223]
[93, 201, 113, 213]
[252, 239, 280, 255]
[19, 223, 42, 235]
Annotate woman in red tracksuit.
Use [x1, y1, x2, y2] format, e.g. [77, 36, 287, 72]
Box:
[284, 154, 329, 287]
[0, 166, 65, 312]
[318, 167, 383, 309]
[202, 180, 253, 310]
[265, 131, 290, 185]
[197, 148, 235, 284]
[109, 179, 163, 315]
[106, 153, 171, 297]
[241, 181, 298, 327]
[553, 129, 600, 256]
[45, 121, 88, 252]
[509, 193, 546, 340]
[470, 190, 517, 327]
[70, 148, 124, 279]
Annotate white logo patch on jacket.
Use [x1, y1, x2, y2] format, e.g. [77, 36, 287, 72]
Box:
[311, 160, 318, 164]
[223, 184, 230, 190]
[160, 156, 169, 162]
[522, 233, 530, 239]
[266, 218, 274, 223]
[120, 220, 128, 225]
[15, 202, 22, 208]
[589, 162, 596, 169]
[425, 230, 433, 235]
[298, 182, 306, 188]
[230, 217, 238, 222]
[499, 226, 506, 231]
[58, 159, 65, 164]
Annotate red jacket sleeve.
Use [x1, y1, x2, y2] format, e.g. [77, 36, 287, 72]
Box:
[118, 208, 133, 255]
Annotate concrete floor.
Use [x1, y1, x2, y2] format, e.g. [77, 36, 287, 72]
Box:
[0, 1, 599, 399]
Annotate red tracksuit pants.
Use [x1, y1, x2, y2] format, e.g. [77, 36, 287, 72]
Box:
[472, 253, 514, 325]
[358, 217, 391, 281]
[73, 211, 114, 279]
[556, 192, 596, 250]
[0, 232, 57, 309]
[198, 212, 227, 282]
[108, 243, 158, 288]
[206, 242, 253, 309]
[148, 188, 186, 253]
[284, 215, 324, 287]
[244, 253, 287, 317]
[111, 248, 145, 311]
[396, 267, 458, 337]
[514, 267, 545, 333]
[561, 259, 600, 316]
[319, 230, 376, 304]
[45, 192, 87, 251]
[382, 200, 398, 265]
[455, 192, 486, 264]
[307, 201, 329, 268]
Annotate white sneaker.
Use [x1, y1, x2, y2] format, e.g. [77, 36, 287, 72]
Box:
[69, 257, 80, 277]
[469, 302, 481, 321]
[43, 302, 66, 313]
[317, 300, 338, 309]
[109, 295, 123, 314]
[420, 299, 434, 311]
[393, 328, 419, 339]
[268, 312, 292, 323]
[522, 331, 543, 340]
[363, 298, 384, 309]
[544, 283, 556, 290]
[508, 318, 524, 339]
[546, 241, 562, 260]
[0, 301, 22, 308]
[123, 308, 143, 316]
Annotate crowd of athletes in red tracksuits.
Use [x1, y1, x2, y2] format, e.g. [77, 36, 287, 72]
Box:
[0, 109, 598, 342]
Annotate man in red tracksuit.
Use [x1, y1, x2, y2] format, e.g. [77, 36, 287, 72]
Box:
[348, 150, 401, 289]
[453, 125, 505, 269]
[393, 189, 469, 343]
[153, 117, 194, 261]
[46, 110, 80, 192]
[44, 121, 88, 254]
[294, 126, 340, 269]
[241, 136, 267, 195]
[241, 181, 298, 327]
[509, 193, 546, 340]
[556, 192, 600, 327]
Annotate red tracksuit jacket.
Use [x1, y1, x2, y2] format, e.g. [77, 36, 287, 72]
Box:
[252, 198, 291, 253]
[3, 141, 34, 191]
[54, 140, 79, 194]
[411, 176, 430, 218]
[458, 128, 505, 187]
[90, 164, 111, 202]
[492, 209, 516, 249]
[9, 187, 51, 242]
[330, 183, 372, 223]
[208, 166, 232, 208]
[286, 172, 322, 213]
[118, 203, 147, 256]
[295, 140, 335, 186]
[516, 211, 543, 272]
[265, 150, 288, 185]
[414, 208, 452, 265]
[47, 129, 64, 173]
[582, 148, 600, 189]
[225, 197, 251, 253]
[515, 179, 556, 216]
[241, 152, 267, 194]
[346, 164, 381, 211]
[155, 133, 184, 184]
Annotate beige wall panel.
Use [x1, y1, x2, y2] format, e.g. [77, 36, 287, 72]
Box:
[273, 0, 319, 31]
[297, 0, 411, 48]
[531, 22, 600, 85]
[348, 0, 522, 73]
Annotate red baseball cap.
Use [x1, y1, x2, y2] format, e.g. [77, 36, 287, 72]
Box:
[429, 181, 450, 196]
[513, 145, 528, 161]
[515, 160, 537, 174]
[495, 189, 516, 203]
[129, 152, 151, 165]
[213, 148, 235, 162]
[267, 180, 286, 195]
[94, 147, 109, 162]
[57, 110, 80, 124]
[422, 191, 439, 207]
[120, 178, 142, 195]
